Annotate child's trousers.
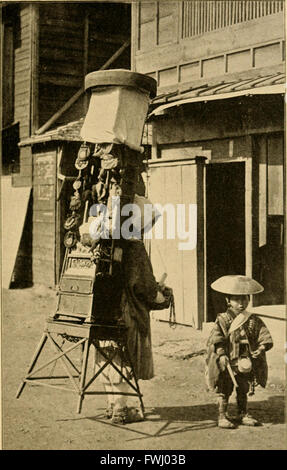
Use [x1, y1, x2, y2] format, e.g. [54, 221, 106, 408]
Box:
[217, 369, 252, 415]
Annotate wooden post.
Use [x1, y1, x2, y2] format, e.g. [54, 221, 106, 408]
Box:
[83, 12, 89, 114]
[30, 3, 39, 134]
[245, 156, 253, 302]
[131, 2, 137, 70]
[196, 157, 206, 329]
[55, 146, 63, 286]
[155, 1, 159, 46]
[203, 164, 207, 323]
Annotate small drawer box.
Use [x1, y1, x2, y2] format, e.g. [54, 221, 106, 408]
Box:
[56, 292, 94, 319]
[60, 275, 94, 294]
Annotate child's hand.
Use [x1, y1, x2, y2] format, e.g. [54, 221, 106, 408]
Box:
[251, 345, 265, 358]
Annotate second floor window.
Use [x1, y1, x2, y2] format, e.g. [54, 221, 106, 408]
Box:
[182, 1, 284, 38]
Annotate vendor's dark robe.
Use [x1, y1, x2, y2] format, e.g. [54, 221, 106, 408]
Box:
[206, 309, 273, 393]
[120, 240, 159, 380]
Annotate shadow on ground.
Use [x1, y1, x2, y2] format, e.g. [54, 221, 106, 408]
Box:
[149, 394, 285, 426]
[78, 395, 284, 444]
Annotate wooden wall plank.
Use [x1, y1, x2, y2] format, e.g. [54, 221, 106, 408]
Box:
[33, 229, 55, 247]
[2, 23, 14, 127]
[148, 158, 206, 327]
[154, 96, 283, 145]
[40, 36, 84, 52]
[13, 4, 32, 153]
[33, 210, 54, 224]
[39, 75, 82, 88]
[40, 48, 83, 63]
[39, 62, 83, 78]
[33, 185, 55, 211]
[163, 165, 184, 323]
[12, 175, 32, 187]
[32, 260, 55, 286]
[134, 11, 284, 77]
[181, 163, 198, 327]
[32, 144, 56, 285]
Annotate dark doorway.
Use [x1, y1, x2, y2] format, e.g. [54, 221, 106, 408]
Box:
[205, 162, 245, 321]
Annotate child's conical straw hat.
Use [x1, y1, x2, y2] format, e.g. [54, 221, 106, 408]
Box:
[211, 275, 264, 295]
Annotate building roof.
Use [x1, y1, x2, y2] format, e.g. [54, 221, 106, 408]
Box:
[20, 70, 285, 146]
[19, 119, 84, 146]
[150, 71, 285, 117]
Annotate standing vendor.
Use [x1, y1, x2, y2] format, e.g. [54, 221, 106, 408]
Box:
[95, 239, 166, 424]
[205, 275, 273, 429]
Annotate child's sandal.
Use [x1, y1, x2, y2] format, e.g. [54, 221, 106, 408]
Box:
[240, 414, 260, 426]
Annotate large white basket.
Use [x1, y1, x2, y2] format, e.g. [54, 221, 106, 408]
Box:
[80, 69, 157, 152]
[80, 85, 150, 152]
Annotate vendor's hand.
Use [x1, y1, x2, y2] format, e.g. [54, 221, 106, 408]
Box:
[251, 345, 265, 358]
[218, 355, 229, 371]
[157, 283, 166, 293]
[154, 290, 165, 304]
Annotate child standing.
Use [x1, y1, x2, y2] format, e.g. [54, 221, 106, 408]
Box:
[205, 275, 273, 429]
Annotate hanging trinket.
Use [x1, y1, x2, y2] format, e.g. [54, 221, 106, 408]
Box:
[64, 231, 78, 248]
[69, 195, 82, 212]
[75, 142, 91, 171]
[64, 212, 82, 231]
[73, 179, 82, 191]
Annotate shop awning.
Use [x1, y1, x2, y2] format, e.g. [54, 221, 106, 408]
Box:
[1, 176, 31, 288]
[150, 72, 285, 117]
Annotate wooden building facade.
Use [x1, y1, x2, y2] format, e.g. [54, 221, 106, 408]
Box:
[20, 133, 81, 287]
[2, 2, 285, 329]
[131, 1, 285, 328]
[2, 2, 131, 183]
[1, 2, 131, 287]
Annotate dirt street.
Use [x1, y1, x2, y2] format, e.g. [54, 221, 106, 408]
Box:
[1, 286, 286, 450]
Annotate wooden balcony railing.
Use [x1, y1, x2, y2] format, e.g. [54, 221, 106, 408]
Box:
[182, 1, 284, 38]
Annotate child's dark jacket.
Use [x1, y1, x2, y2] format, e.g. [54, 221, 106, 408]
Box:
[206, 309, 273, 392]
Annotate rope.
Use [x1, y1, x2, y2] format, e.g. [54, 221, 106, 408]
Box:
[169, 292, 176, 329]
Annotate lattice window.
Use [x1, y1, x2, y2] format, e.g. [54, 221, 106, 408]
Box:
[182, 1, 284, 38]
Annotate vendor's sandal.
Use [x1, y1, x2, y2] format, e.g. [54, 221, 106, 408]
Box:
[105, 404, 114, 419]
[218, 417, 236, 429]
[127, 407, 144, 423]
[225, 413, 237, 423]
[111, 407, 129, 425]
[240, 414, 261, 426]
[111, 406, 144, 425]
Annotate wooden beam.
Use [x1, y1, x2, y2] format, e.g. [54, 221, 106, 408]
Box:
[98, 39, 130, 70]
[83, 12, 89, 114]
[89, 32, 128, 44]
[35, 39, 131, 135]
[35, 88, 84, 135]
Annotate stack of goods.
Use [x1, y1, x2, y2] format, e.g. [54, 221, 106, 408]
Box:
[59, 70, 157, 324]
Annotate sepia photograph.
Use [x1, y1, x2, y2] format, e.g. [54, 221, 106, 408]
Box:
[1, 0, 286, 452]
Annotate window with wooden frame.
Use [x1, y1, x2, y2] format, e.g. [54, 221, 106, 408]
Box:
[181, 1, 285, 39]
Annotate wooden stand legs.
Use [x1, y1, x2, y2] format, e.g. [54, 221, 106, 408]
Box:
[16, 321, 144, 416]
